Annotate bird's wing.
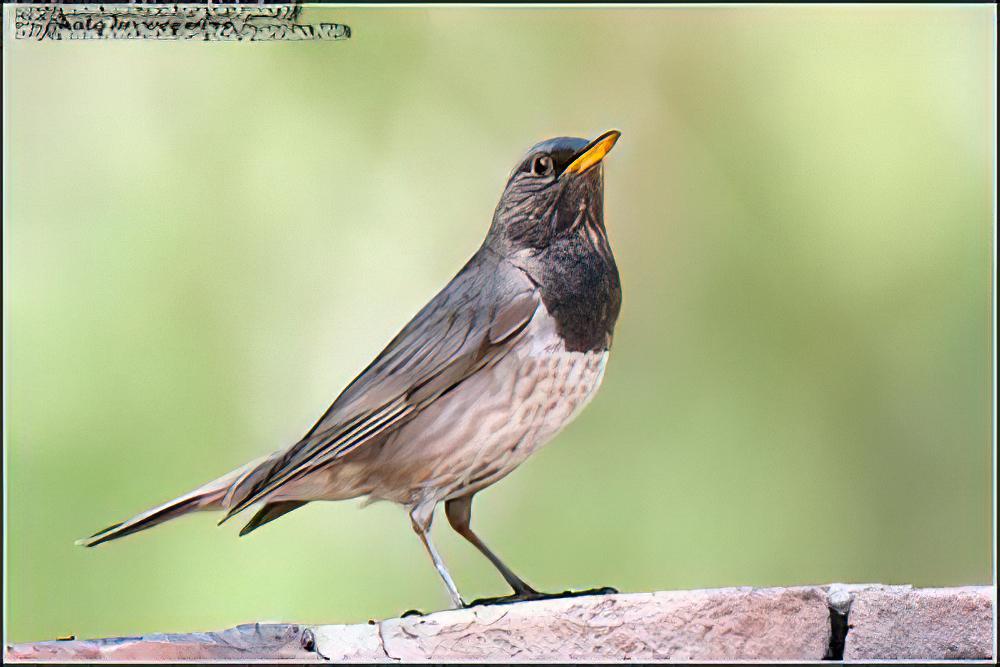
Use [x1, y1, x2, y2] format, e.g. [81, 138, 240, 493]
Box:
[220, 251, 539, 521]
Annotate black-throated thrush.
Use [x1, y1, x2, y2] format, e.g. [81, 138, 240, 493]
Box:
[80, 130, 623, 609]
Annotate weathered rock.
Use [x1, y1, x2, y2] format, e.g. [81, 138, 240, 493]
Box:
[5, 623, 317, 661]
[6, 585, 994, 662]
[375, 587, 831, 661]
[309, 623, 386, 661]
[844, 585, 993, 660]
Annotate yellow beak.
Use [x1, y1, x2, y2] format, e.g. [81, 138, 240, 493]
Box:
[561, 130, 621, 177]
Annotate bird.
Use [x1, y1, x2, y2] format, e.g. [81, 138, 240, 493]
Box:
[78, 130, 624, 609]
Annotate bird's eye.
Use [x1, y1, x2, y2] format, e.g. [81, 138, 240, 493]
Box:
[530, 155, 554, 177]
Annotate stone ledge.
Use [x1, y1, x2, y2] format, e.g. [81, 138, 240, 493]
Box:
[5, 584, 994, 661]
[842, 585, 994, 660]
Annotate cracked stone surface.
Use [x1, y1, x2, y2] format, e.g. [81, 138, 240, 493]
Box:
[376, 587, 830, 661]
[843, 585, 994, 660]
[5, 584, 994, 661]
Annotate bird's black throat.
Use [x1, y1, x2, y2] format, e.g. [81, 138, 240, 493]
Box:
[531, 229, 621, 353]
[486, 137, 622, 354]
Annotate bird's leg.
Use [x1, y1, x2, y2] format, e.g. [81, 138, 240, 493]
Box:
[410, 505, 465, 609]
[445, 495, 619, 608]
[445, 495, 538, 596]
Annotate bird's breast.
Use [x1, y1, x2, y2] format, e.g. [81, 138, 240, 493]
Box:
[426, 308, 609, 498]
[366, 307, 610, 506]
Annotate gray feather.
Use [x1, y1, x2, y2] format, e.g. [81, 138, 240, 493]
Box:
[239, 501, 309, 536]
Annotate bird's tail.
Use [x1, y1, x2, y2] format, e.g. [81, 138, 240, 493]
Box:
[76, 456, 269, 547]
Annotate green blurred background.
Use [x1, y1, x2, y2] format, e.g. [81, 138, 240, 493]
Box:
[3, 5, 994, 643]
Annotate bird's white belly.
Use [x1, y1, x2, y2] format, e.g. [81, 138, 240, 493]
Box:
[366, 311, 609, 506]
[446, 348, 608, 497]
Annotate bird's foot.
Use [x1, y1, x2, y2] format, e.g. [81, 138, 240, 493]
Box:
[465, 585, 618, 608]
[400, 608, 426, 617]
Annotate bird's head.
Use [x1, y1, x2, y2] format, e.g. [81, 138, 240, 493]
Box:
[485, 130, 621, 254]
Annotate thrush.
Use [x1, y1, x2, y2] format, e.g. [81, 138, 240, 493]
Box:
[79, 130, 624, 609]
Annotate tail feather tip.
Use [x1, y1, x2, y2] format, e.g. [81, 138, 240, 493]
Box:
[75, 521, 124, 547]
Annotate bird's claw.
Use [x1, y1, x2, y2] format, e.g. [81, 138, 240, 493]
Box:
[400, 608, 426, 617]
[465, 585, 619, 608]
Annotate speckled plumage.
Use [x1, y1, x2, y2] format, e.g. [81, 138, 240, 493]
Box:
[338, 305, 609, 511]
